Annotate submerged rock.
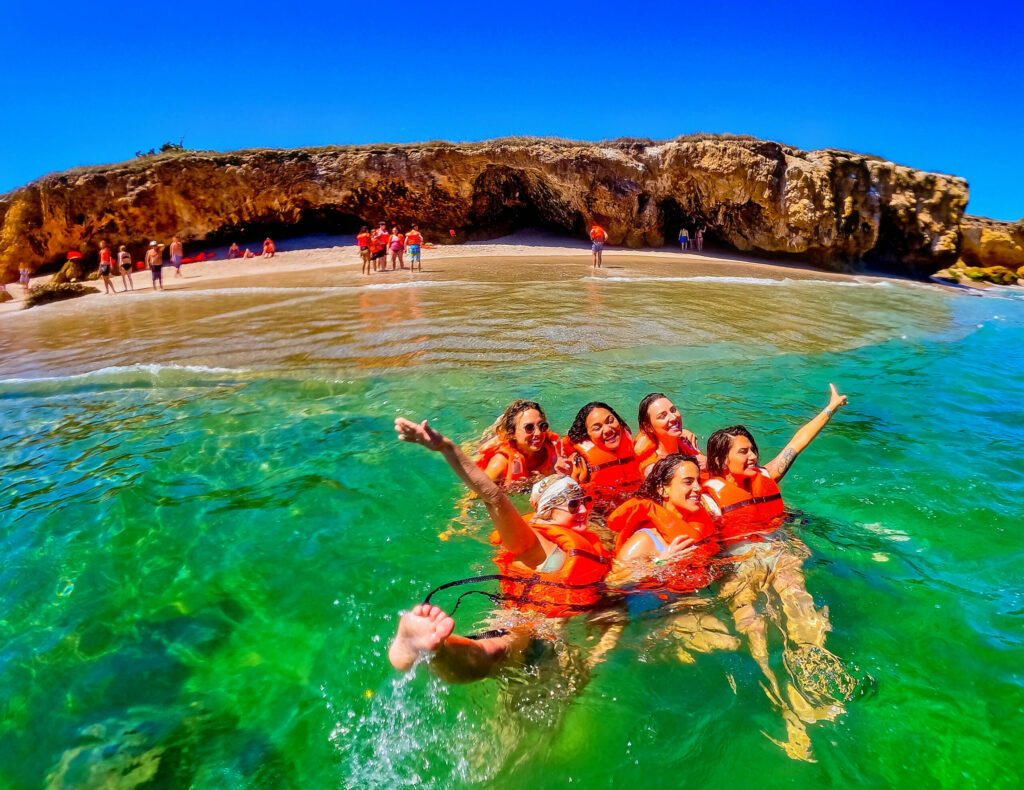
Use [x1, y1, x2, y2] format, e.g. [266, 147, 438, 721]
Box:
[0, 135, 972, 281]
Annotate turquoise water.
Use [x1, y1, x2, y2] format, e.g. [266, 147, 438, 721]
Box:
[1, 258, 1022, 788]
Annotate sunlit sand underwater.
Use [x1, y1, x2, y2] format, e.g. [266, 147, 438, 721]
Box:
[1, 255, 1022, 788]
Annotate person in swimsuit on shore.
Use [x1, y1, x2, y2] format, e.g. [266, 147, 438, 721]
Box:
[117, 245, 134, 291]
[695, 227, 704, 252]
[678, 228, 689, 251]
[146, 241, 165, 291]
[97, 241, 117, 294]
[589, 224, 608, 268]
[169, 237, 184, 277]
[356, 226, 372, 275]
[228, 242, 242, 260]
[389, 227, 405, 270]
[263, 238, 276, 258]
[405, 224, 423, 271]
[19, 266, 31, 292]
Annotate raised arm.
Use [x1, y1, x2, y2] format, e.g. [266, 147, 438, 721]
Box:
[395, 418, 538, 555]
[764, 383, 848, 482]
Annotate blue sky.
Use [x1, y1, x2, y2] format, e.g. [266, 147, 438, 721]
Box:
[2, 0, 1021, 219]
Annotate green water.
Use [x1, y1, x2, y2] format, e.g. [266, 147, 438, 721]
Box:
[1, 257, 1022, 788]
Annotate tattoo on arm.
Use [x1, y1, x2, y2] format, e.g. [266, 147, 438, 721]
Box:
[774, 447, 797, 481]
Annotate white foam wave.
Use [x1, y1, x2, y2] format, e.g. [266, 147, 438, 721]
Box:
[0, 363, 245, 388]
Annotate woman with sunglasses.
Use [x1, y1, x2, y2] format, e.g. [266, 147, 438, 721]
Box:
[474, 400, 561, 489]
[563, 401, 643, 513]
[389, 417, 610, 683]
[633, 392, 707, 476]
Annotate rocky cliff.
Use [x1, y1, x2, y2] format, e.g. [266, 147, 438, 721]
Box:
[0, 136, 973, 283]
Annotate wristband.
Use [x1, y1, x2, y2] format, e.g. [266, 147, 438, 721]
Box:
[823, 407, 834, 418]
[653, 558, 665, 566]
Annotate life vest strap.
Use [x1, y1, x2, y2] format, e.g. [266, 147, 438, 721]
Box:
[589, 456, 635, 474]
[718, 492, 783, 515]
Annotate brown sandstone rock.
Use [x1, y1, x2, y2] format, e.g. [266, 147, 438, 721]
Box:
[959, 215, 1024, 271]
[0, 136, 972, 283]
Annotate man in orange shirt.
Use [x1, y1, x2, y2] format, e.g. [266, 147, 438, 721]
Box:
[589, 224, 608, 268]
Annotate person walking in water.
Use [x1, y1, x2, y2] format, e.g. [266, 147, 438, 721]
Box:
[146, 241, 165, 291]
[589, 223, 608, 268]
[117, 245, 134, 291]
[169, 237, 184, 278]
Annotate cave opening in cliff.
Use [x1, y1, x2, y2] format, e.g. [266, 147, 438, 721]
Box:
[657, 198, 726, 251]
[467, 167, 584, 240]
[204, 207, 365, 248]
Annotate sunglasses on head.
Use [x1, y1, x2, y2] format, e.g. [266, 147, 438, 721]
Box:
[521, 421, 549, 434]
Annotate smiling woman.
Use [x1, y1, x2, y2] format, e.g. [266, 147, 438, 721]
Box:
[564, 401, 643, 512]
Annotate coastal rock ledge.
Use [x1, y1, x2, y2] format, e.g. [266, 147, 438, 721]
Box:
[0, 136, 970, 282]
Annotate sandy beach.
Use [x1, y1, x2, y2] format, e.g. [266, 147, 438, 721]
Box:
[0, 229, 911, 318]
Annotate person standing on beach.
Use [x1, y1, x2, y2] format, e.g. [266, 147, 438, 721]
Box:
[371, 222, 389, 272]
[146, 241, 165, 291]
[589, 224, 608, 268]
[696, 227, 704, 252]
[405, 224, 423, 271]
[97, 242, 118, 294]
[19, 265, 32, 293]
[389, 226, 405, 270]
[356, 226, 372, 275]
[169, 237, 184, 278]
[117, 245, 134, 291]
[678, 228, 689, 251]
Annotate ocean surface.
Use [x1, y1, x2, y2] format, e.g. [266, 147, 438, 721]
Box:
[1, 256, 1022, 789]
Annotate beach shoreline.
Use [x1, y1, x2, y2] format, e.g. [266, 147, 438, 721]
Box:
[0, 230, 940, 318]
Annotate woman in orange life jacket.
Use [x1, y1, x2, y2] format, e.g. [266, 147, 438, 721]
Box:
[562, 402, 643, 516]
[704, 383, 855, 761]
[634, 392, 707, 477]
[388, 417, 614, 684]
[604, 453, 741, 660]
[473, 400, 561, 490]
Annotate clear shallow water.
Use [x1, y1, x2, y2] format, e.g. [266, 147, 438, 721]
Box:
[1, 258, 1022, 788]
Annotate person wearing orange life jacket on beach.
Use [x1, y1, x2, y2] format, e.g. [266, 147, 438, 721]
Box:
[404, 224, 423, 271]
[370, 222, 389, 272]
[473, 400, 561, 489]
[356, 226, 372, 275]
[562, 401, 643, 515]
[703, 383, 856, 762]
[389, 417, 612, 684]
[633, 392, 707, 477]
[589, 223, 608, 268]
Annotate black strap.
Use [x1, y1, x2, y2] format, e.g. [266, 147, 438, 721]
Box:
[719, 492, 782, 515]
[589, 456, 635, 474]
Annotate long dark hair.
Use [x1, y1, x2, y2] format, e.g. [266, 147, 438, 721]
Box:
[706, 425, 759, 478]
[496, 400, 547, 447]
[637, 392, 669, 442]
[566, 401, 631, 444]
[636, 454, 701, 503]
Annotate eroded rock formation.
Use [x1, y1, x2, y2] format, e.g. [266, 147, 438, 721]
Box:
[0, 136, 973, 283]
[958, 215, 1024, 271]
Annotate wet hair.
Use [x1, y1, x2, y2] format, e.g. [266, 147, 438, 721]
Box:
[706, 425, 759, 478]
[566, 401, 631, 444]
[636, 454, 701, 503]
[637, 392, 670, 442]
[496, 400, 548, 446]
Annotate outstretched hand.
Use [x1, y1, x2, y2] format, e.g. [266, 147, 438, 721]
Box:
[394, 417, 446, 451]
[657, 535, 696, 564]
[827, 382, 849, 413]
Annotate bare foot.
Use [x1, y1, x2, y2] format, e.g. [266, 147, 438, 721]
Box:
[388, 604, 455, 671]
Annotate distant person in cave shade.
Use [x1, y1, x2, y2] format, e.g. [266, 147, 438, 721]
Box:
[589, 223, 608, 268]
[696, 227, 704, 252]
[263, 238, 276, 258]
[146, 241, 165, 291]
[356, 226, 372, 275]
[228, 242, 242, 259]
[19, 265, 32, 292]
[169, 237, 184, 277]
[678, 228, 689, 251]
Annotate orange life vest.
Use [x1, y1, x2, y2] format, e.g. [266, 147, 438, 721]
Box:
[490, 516, 610, 618]
[356, 232, 371, 249]
[633, 432, 702, 475]
[702, 469, 785, 541]
[569, 430, 642, 507]
[607, 498, 719, 592]
[590, 226, 607, 242]
[405, 230, 422, 245]
[474, 432, 560, 486]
